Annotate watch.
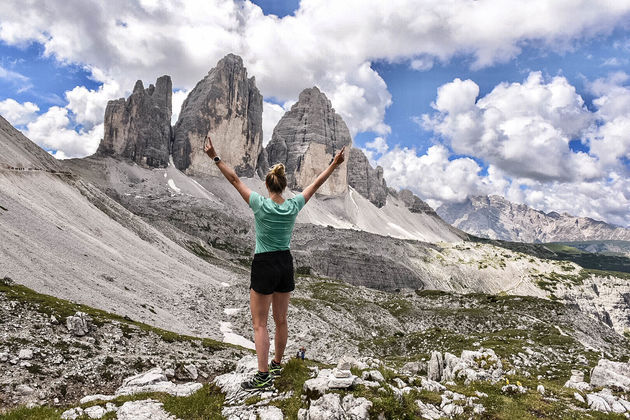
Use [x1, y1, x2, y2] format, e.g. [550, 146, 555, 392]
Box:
[213, 156, 221, 163]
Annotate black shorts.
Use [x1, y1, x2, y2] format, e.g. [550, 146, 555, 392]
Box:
[250, 250, 295, 295]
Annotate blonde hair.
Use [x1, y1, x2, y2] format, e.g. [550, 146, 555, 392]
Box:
[266, 163, 287, 194]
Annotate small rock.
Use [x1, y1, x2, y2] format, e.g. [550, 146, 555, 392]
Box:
[61, 407, 84, 420]
[50, 315, 59, 325]
[537, 384, 545, 395]
[337, 356, 353, 371]
[84, 405, 107, 419]
[257, 406, 284, 420]
[332, 368, 351, 378]
[66, 312, 90, 336]
[18, 349, 33, 360]
[0, 352, 8, 362]
[393, 377, 406, 389]
[362, 370, 385, 382]
[164, 368, 175, 379]
[16, 384, 35, 395]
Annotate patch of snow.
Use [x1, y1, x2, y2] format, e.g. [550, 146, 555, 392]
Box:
[220, 322, 255, 350]
[167, 179, 181, 194]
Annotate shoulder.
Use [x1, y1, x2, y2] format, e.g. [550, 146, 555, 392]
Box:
[249, 191, 265, 211]
[288, 193, 306, 211]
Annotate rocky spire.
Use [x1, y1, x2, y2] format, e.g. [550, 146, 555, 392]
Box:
[263, 87, 351, 195]
[347, 148, 388, 207]
[97, 76, 172, 168]
[171, 54, 263, 177]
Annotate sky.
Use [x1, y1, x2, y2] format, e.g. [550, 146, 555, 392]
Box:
[1, 0, 630, 227]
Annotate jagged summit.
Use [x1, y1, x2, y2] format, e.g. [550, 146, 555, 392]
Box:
[437, 194, 630, 242]
[96, 75, 172, 168]
[172, 53, 263, 177]
[263, 86, 351, 195]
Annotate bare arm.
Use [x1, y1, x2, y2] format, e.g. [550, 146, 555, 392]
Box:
[204, 135, 252, 204]
[302, 146, 346, 203]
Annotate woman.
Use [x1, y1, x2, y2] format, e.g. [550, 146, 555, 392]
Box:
[204, 134, 346, 390]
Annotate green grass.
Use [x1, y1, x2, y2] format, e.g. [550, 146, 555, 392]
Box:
[269, 358, 314, 417]
[0, 406, 62, 420]
[162, 384, 225, 419]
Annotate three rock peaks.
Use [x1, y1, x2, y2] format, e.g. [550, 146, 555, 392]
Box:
[96, 53, 403, 208]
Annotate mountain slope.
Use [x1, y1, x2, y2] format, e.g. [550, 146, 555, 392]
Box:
[437, 195, 630, 243]
[0, 115, 244, 340]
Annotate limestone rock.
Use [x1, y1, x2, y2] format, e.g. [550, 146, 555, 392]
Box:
[264, 87, 350, 195]
[16, 384, 34, 395]
[427, 351, 443, 382]
[172, 54, 262, 177]
[362, 370, 385, 382]
[258, 406, 284, 420]
[18, 349, 33, 360]
[347, 148, 387, 207]
[66, 312, 90, 336]
[116, 399, 176, 420]
[298, 393, 371, 420]
[97, 76, 172, 168]
[121, 367, 167, 388]
[590, 359, 630, 391]
[396, 189, 437, 215]
[84, 405, 106, 419]
[61, 407, 84, 420]
[564, 369, 591, 391]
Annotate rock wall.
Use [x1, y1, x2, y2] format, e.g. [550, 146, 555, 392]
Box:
[264, 87, 351, 195]
[97, 76, 172, 168]
[396, 189, 438, 215]
[347, 148, 388, 207]
[171, 54, 263, 177]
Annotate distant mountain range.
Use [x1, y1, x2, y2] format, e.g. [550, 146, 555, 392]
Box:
[437, 195, 630, 243]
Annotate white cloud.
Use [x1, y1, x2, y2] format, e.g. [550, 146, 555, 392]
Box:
[410, 56, 434, 71]
[1, 0, 629, 148]
[262, 101, 286, 146]
[171, 88, 189, 125]
[0, 98, 40, 125]
[0, 65, 32, 92]
[423, 72, 598, 182]
[23, 106, 103, 158]
[65, 80, 122, 129]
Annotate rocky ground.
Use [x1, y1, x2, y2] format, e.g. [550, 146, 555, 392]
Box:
[2, 274, 630, 419]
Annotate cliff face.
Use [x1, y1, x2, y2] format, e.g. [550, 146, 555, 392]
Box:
[346, 147, 388, 207]
[264, 87, 351, 195]
[437, 195, 630, 242]
[97, 76, 172, 168]
[171, 54, 263, 177]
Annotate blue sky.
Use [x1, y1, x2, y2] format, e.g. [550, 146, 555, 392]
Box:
[1, 0, 630, 226]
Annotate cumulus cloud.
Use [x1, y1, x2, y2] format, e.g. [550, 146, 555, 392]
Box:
[423, 72, 598, 182]
[1, 0, 630, 155]
[0, 98, 40, 125]
[372, 71, 630, 226]
[23, 106, 103, 158]
[262, 101, 287, 146]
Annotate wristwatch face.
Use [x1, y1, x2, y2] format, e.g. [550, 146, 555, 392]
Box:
[213, 156, 221, 162]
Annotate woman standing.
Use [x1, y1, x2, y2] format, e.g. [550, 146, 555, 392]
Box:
[204, 134, 346, 390]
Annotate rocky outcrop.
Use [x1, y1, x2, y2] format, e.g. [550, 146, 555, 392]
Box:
[347, 148, 387, 207]
[97, 76, 172, 168]
[437, 194, 630, 242]
[396, 188, 438, 215]
[172, 54, 263, 177]
[264, 87, 351, 195]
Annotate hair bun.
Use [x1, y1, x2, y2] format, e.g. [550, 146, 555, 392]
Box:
[270, 163, 285, 177]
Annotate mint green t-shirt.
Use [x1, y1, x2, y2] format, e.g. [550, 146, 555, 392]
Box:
[249, 191, 306, 254]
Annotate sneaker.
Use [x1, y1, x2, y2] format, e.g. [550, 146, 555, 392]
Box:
[241, 371, 272, 391]
[269, 360, 282, 377]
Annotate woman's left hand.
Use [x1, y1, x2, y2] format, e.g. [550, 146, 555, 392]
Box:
[204, 134, 217, 159]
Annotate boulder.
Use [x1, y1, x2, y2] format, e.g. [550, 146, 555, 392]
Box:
[61, 407, 84, 420]
[97, 76, 172, 168]
[121, 367, 167, 388]
[347, 147, 388, 207]
[264, 87, 351, 195]
[590, 359, 630, 391]
[362, 370, 385, 382]
[298, 393, 371, 420]
[564, 369, 591, 391]
[116, 399, 176, 420]
[258, 406, 284, 420]
[66, 312, 90, 336]
[427, 351, 443, 382]
[172, 54, 262, 177]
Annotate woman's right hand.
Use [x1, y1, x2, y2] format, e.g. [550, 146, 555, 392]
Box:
[332, 146, 346, 167]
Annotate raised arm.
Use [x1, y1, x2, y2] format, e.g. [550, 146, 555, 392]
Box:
[302, 146, 346, 203]
[204, 134, 252, 204]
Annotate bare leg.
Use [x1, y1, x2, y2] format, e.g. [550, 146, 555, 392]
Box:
[272, 292, 290, 363]
[250, 289, 273, 372]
